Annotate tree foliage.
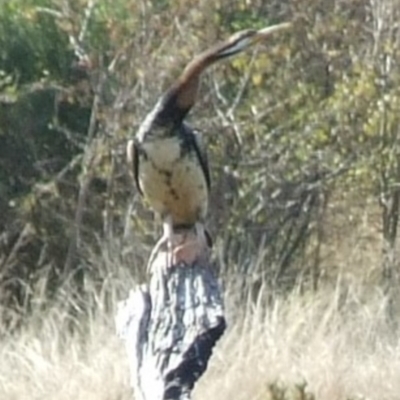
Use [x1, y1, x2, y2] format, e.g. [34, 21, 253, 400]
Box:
[2, 0, 400, 322]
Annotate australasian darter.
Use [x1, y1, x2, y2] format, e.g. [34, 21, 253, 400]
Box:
[127, 22, 291, 268]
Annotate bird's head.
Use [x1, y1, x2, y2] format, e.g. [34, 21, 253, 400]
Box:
[215, 22, 292, 59]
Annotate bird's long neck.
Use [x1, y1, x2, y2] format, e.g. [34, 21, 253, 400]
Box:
[157, 47, 224, 125]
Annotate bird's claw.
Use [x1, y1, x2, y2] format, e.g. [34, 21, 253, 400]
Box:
[147, 224, 211, 275]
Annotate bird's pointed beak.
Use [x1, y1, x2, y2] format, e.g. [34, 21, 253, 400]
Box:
[252, 22, 292, 44]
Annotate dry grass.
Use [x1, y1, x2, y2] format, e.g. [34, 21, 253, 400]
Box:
[1, 277, 399, 400]
[0, 308, 130, 400]
[198, 283, 400, 400]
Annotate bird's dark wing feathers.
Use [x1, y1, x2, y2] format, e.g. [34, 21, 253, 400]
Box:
[131, 140, 143, 196]
[188, 126, 211, 190]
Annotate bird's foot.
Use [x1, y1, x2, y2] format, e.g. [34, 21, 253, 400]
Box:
[146, 234, 175, 274]
[146, 236, 166, 274]
[172, 223, 211, 266]
[146, 217, 175, 274]
[147, 222, 211, 274]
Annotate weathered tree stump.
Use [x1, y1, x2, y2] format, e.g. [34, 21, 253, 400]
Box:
[116, 230, 226, 400]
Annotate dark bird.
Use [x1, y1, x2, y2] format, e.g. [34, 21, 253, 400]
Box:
[127, 23, 291, 268]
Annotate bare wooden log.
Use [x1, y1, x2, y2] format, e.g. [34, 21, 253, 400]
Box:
[116, 230, 226, 400]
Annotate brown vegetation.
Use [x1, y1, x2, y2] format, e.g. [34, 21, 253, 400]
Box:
[1, 279, 400, 400]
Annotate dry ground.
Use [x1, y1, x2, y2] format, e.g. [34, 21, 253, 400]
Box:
[1, 278, 399, 400]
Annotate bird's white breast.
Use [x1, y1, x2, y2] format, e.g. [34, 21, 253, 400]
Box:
[138, 137, 208, 225]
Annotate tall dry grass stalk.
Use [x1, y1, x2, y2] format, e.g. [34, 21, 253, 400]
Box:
[1, 277, 399, 400]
